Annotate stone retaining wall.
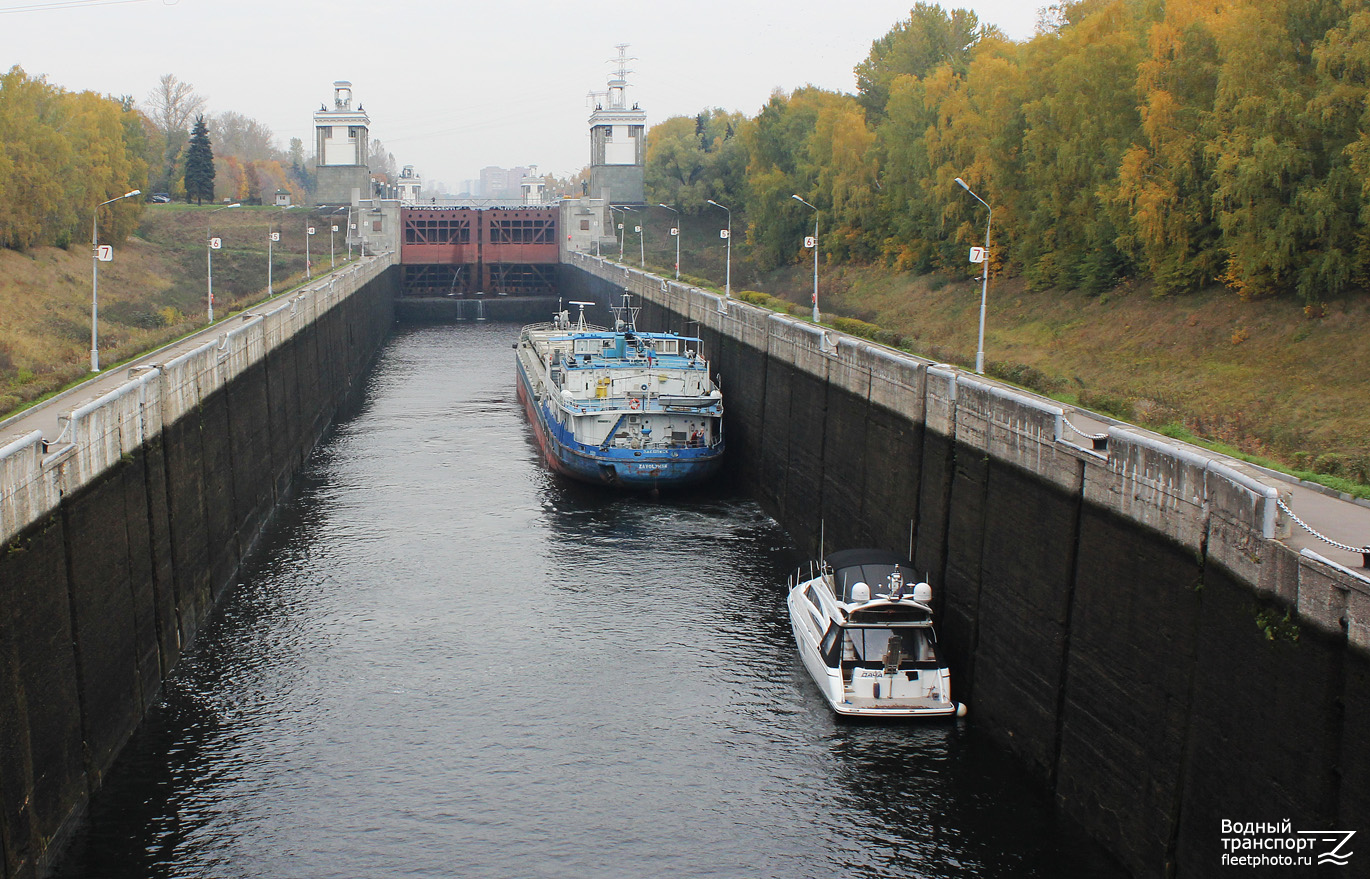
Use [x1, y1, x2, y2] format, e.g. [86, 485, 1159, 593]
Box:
[565, 252, 1369, 879]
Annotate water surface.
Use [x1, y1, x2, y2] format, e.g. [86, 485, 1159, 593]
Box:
[54, 323, 1117, 878]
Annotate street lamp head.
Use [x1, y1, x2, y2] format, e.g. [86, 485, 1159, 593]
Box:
[707, 199, 727, 210]
[792, 194, 803, 202]
[124, 189, 141, 199]
[955, 177, 970, 191]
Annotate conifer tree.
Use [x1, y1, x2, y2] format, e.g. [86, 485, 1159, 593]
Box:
[183, 115, 215, 205]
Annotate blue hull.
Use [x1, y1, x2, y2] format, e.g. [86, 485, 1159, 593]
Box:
[516, 356, 723, 489]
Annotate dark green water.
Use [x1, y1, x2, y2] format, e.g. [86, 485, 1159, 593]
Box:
[52, 323, 1119, 878]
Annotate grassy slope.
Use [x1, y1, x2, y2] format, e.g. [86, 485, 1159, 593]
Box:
[627, 211, 1369, 487]
[0, 204, 348, 413]
[5, 206, 1365, 487]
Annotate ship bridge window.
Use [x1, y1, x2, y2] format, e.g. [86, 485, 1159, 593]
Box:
[655, 339, 680, 355]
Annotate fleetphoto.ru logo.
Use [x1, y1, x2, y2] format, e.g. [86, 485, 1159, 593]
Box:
[1221, 820, 1355, 868]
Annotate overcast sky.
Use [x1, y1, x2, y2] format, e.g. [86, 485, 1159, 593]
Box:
[3, 0, 1041, 188]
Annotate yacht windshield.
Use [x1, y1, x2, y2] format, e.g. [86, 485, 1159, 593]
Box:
[844, 626, 938, 667]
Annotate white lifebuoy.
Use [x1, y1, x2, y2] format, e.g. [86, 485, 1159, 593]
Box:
[629, 398, 640, 410]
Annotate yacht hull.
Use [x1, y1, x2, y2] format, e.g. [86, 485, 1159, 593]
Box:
[787, 575, 960, 719]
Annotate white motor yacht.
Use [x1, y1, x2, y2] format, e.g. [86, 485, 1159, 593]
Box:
[787, 548, 966, 718]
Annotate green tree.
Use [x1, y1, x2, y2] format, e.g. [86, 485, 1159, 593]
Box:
[1209, 0, 1357, 300]
[0, 66, 144, 250]
[1011, 0, 1151, 292]
[1111, 0, 1224, 294]
[644, 108, 747, 214]
[855, 2, 984, 121]
[184, 114, 215, 204]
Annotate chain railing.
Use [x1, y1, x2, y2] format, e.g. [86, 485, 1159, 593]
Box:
[1278, 497, 1370, 567]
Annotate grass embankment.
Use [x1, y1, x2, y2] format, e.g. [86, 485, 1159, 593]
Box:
[624, 211, 1370, 497]
[0, 204, 354, 415]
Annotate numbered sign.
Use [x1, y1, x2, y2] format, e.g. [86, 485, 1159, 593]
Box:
[350, 223, 356, 230]
[331, 225, 339, 232]
[308, 226, 316, 235]
[269, 232, 280, 242]
[96, 245, 113, 262]
[634, 225, 641, 233]
[209, 237, 222, 250]
[804, 236, 817, 248]
[719, 229, 730, 239]
[617, 223, 624, 230]
[670, 227, 679, 236]
[969, 246, 987, 263]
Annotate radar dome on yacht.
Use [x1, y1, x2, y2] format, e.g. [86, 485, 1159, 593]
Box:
[851, 582, 871, 603]
[913, 582, 933, 603]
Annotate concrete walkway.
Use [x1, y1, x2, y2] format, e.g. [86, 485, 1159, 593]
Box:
[0, 261, 370, 450]
[1062, 408, 1369, 573]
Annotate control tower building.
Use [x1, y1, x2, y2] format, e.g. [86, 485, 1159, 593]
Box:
[314, 81, 371, 205]
[588, 45, 646, 205]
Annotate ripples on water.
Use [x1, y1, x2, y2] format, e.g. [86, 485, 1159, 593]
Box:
[53, 323, 1118, 878]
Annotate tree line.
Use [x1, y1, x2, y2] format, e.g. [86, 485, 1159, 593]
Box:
[0, 69, 317, 250]
[646, 0, 1370, 303]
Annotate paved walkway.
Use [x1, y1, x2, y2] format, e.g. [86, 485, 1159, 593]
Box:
[0, 261, 369, 449]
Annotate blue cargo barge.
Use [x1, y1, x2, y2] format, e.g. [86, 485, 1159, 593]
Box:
[514, 298, 724, 489]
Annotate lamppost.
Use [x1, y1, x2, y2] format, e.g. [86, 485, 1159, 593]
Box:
[328, 206, 345, 269]
[792, 194, 820, 323]
[305, 221, 315, 279]
[955, 177, 992, 374]
[657, 203, 680, 280]
[624, 206, 644, 268]
[268, 205, 294, 295]
[609, 206, 626, 262]
[347, 206, 354, 260]
[206, 203, 242, 323]
[90, 188, 140, 371]
[706, 199, 731, 306]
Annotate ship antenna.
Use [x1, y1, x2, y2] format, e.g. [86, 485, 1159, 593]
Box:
[819, 519, 825, 566]
[908, 519, 914, 562]
[568, 300, 595, 331]
[609, 292, 640, 333]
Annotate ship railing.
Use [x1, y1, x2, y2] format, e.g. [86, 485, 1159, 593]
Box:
[605, 437, 721, 452]
[565, 396, 721, 416]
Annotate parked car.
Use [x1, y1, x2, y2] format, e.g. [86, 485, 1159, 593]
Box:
[149, 193, 171, 203]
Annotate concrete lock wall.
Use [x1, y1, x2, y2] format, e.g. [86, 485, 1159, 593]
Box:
[0, 256, 397, 878]
[563, 253, 1370, 879]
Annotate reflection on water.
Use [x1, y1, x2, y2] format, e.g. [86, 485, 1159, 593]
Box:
[52, 323, 1118, 878]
